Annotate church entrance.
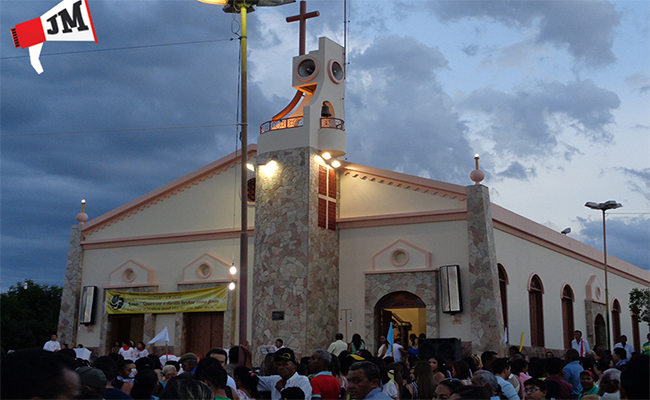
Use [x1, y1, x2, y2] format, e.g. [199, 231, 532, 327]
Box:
[594, 314, 607, 347]
[375, 291, 426, 349]
[109, 314, 144, 348]
[184, 312, 224, 357]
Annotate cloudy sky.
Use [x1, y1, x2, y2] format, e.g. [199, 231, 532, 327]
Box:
[2, 0, 648, 290]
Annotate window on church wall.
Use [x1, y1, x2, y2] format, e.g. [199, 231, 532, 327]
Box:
[612, 299, 621, 342]
[529, 275, 545, 347]
[561, 285, 575, 350]
[318, 165, 337, 230]
[631, 315, 640, 352]
[498, 264, 508, 331]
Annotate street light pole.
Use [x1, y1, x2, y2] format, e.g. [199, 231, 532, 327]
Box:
[238, 3, 248, 357]
[585, 200, 622, 350]
[196, 0, 294, 366]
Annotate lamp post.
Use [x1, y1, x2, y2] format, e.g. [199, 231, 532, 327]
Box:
[585, 200, 622, 350]
[196, 0, 294, 364]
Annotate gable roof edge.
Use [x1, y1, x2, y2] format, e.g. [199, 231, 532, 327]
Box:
[82, 145, 257, 235]
[341, 161, 467, 200]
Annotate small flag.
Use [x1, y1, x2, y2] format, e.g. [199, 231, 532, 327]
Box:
[148, 327, 170, 344]
[386, 322, 394, 357]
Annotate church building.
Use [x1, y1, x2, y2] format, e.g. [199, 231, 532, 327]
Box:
[57, 34, 648, 363]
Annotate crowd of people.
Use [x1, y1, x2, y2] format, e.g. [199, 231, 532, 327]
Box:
[1, 330, 648, 400]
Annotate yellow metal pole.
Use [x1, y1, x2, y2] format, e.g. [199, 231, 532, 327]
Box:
[238, 3, 249, 352]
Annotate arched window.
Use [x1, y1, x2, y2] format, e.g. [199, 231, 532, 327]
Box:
[612, 299, 621, 343]
[632, 314, 640, 352]
[529, 275, 545, 347]
[561, 285, 575, 349]
[498, 264, 508, 332]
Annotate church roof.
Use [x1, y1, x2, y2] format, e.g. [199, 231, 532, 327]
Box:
[79, 146, 648, 285]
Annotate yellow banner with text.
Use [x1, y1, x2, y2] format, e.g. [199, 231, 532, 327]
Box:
[105, 287, 227, 314]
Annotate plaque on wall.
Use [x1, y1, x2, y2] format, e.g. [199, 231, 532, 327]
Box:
[272, 311, 285, 321]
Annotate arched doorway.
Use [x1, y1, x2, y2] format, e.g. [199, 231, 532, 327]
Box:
[594, 313, 606, 348]
[375, 292, 426, 349]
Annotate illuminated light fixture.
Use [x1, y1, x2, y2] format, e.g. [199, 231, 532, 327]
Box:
[331, 160, 341, 168]
[230, 262, 237, 275]
[321, 152, 332, 160]
[196, 0, 227, 4]
[261, 160, 278, 175]
[228, 281, 236, 290]
[246, 163, 255, 171]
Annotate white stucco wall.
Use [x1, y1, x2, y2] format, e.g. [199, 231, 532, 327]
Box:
[339, 171, 465, 218]
[339, 220, 471, 351]
[76, 233, 254, 348]
[494, 228, 648, 349]
[85, 165, 254, 241]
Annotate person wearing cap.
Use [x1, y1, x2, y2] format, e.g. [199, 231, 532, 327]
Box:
[77, 366, 107, 399]
[578, 370, 598, 400]
[257, 348, 312, 400]
[180, 353, 199, 375]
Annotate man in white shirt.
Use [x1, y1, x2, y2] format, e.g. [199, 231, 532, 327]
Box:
[258, 348, 312, 400]
[571, 330, 590, 357]
[327, 333, 348, 356]
[43, 334, 61, 352]
[614, 335, 634, 360]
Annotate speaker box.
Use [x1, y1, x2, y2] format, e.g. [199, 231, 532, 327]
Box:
[419, 338, 462, 362]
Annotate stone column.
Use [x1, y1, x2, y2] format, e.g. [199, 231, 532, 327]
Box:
[466, 184, 505, 353]
[252, 147, 339, 364]
[57, 224, 83, 346]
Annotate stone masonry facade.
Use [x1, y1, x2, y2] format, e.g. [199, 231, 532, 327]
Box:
[466, 184, 505, 353]
[58, 225, 83, 346]
[252, 147, 339, 363]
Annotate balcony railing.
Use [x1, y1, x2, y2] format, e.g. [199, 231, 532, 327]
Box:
[260, 117, 303, 134]
[260, 117, 345, 134]
[320, 117, 345, 130]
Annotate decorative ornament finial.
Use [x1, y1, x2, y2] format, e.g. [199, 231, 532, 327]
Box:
[77, 199, 89, 224]
[470, 154, 485, 185]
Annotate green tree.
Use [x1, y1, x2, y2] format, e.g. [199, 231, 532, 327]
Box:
[629, 287, 650, 325]
[1, 280, 62, 351]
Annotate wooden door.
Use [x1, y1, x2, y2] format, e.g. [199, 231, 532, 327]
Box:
[185, 312, 224, 357]
[109, 315, 144, 348]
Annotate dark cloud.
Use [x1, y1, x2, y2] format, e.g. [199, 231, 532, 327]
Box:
[461, 43, 480, 57]
[496, 161, 536, 180]
[618, 168, 650, 202]
[1, 0, 282, 288]
[458, 79, 619, 157]
[577, 216, 650, 271]
[420, 0, 620, 66]
[624, 71, 650, 93]
[346, 35, 472, 184]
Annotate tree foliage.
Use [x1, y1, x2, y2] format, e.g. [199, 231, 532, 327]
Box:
[629, 287, 650, 325]
[1, 280, 62, 351]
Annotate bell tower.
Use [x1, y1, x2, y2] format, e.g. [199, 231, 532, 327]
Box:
[252, 33, 346, 359]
